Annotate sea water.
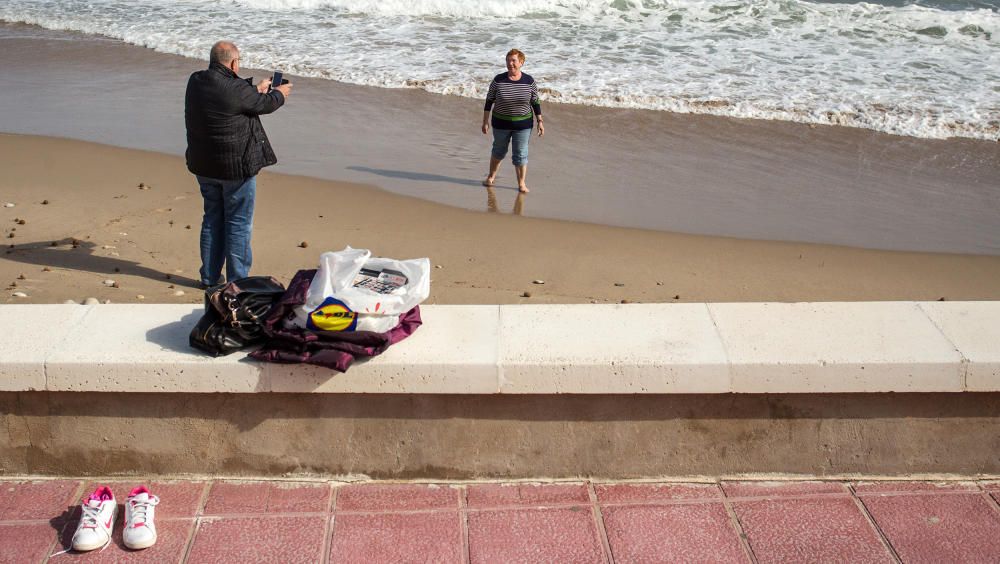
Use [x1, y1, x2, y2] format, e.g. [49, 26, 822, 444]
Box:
[2, 0, 997, 140]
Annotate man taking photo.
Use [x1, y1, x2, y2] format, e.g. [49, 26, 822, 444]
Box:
[184, 40, 292, 288]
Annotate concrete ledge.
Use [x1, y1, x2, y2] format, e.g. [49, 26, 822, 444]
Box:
[0, 301, 997, 394]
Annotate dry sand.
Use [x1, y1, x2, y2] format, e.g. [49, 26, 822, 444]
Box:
[3, 133, 999, 305]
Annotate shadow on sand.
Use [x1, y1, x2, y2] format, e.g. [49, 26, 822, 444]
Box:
[3, 238, 200, 288]
[346, 165, 484, 188]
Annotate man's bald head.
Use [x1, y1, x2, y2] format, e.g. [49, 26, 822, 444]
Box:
[210, 41, 239, 66]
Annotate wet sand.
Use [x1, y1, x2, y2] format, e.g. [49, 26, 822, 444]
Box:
[2, 22, 998, 256]
[3, 134, 1000, 305]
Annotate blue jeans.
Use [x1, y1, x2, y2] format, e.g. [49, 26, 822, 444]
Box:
[491, 128, 531, 166]
[197, 175, 256, 286]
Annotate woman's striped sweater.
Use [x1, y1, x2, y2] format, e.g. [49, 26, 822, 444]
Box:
[484, 72, 542, 131]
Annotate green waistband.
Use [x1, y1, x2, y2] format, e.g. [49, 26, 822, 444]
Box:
[493, 112, 534, 122]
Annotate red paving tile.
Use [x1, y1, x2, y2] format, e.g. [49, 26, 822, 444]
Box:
[0, 480, 80, 521]
[596, 482, 722, 504]
[602, 502, 748, 563]
[722, 480, 848, 498]
[467, 482, 590, 508]
[734, 497, 893, 564]
[985, 483, 1000, 506]
[853, 480, 979, 494]
[335, 483, 459, 512]
[55, 518, 195, 562]
[4, 477, 1000, 564]
[861, 493, 1000, 564]
[186, 515, 327, 564]
[330, 511, 462, 564]
[81, 480, 206, 518]
[467, 507, 604, 564]
[203, 481, 329, 515]
[0, 523, 62, 564]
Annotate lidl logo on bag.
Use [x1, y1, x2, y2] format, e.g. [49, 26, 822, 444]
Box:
[307, 297, 358, 332]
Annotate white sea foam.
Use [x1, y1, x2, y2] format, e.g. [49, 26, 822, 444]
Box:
[2, 0, 998, 139]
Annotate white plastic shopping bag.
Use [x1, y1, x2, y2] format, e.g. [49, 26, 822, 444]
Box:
[290, 247, 430, 333]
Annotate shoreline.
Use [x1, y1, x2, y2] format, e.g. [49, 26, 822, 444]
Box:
[3, 133, 1000, 305]
[2, 22, 998, 255]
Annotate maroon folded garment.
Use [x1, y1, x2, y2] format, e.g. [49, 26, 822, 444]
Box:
[249, 269, 422, 372]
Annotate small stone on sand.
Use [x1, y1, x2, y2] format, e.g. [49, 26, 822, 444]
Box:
[673, 295, 680, 300]
[103, 279, 116, 287]
[173, 290, 186, 297]
[63, 299, 77, 305]
[435, 265, 443, 269]
[6, 233, 13, 239]
[614, 282, 624, 287]
[299, 241, 309, 248]
[41, 200, 49, 205]
[167, 284, 175, 289]
[112, 281, 120, 288]
[102, 299, 112, 304]
[186, 225, 192, 229]
[533, 279, 545, 284]
[521, 291, 532, 298]
[84, 297, 100, 305]
[101, 245, 115, 250]
[17, 274, 25, 280]
[12, 291, 27, 298]
[49, 241, 58, 247]
[3, 203, 14, 208]
[42, 267, 51, 272]
[656, 281, 663, 286]
[621, 299, 632, 304]
[136, 295, 145, 300]
[17, 219, 25, 225]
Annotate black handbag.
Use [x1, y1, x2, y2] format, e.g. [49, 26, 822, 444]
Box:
[189, 276, 286, 356]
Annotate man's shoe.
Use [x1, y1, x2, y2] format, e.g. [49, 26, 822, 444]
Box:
[70, 486, 116, 552]
[123, 486, 160, 550]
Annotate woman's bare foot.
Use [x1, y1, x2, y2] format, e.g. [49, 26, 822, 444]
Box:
[518, 185, 530, 193]
[482, 177, 495, 187]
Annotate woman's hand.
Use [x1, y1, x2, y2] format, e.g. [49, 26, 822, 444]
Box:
[537, 120, 545, 137]
[482, 122, 489, 134]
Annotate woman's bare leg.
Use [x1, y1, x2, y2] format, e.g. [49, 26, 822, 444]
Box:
[483, 157, 502, 187]
[515, 165, 529, 193]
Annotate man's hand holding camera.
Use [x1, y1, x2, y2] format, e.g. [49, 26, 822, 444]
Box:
[256, 78, 293, 98]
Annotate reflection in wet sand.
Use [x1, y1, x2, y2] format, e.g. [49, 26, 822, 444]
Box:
[486, 186, 525, 216]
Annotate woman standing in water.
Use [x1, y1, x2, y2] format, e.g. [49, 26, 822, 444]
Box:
[481, 49, 544, 193]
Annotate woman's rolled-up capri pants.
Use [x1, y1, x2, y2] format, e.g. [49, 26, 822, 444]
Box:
[491, 128, 531, 166]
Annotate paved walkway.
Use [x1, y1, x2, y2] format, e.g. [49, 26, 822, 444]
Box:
[2, 478, 999, 563]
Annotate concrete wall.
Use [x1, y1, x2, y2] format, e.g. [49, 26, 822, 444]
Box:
[1, 301, 998, 479]
[3, 392, 998, 479]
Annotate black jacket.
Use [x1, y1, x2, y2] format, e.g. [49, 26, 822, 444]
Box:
[184, 62, 285, 180]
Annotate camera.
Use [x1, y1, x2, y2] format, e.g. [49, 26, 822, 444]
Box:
[270, 71, 290, 90]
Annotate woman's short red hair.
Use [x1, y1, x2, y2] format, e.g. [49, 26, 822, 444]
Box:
[506, 49, 526, 63]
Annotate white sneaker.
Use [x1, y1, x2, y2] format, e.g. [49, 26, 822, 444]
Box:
[70, 486, 116, 552]
[123, 486, 160, 550]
